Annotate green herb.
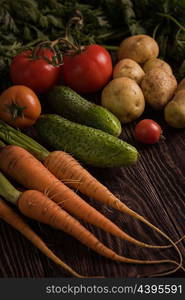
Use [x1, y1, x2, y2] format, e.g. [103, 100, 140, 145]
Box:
[132, 1, 185, 65]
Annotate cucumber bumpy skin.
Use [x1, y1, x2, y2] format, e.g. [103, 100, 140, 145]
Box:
[35, 114, 138, 168]
[47, 86, 122, 137]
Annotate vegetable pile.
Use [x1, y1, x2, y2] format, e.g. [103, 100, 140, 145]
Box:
[1, 0, 185, 92]
[0, 0, 184, 278]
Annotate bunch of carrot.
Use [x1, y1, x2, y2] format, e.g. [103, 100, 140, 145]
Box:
[0, 121, 184, 277]
[0, 198, 85, 277]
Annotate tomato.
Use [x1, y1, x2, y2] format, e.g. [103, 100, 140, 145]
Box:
[62, 44, 113, 94]
[0, 85, 41, 128]
[134, 119, 162, 144]
[10, 49, 60, 94]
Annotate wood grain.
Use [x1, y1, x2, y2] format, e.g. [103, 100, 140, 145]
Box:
[0, 115, 184, 278]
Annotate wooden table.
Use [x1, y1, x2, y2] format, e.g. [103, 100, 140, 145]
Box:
[0, 110, 184, 278]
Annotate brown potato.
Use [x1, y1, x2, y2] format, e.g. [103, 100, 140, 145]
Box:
[164, 90, 185, 128]
[143, 58, 172, 74]
[141, 68, 177, 110]
[175, 78, 185, 94]
[118, 34, 159, 64]
[113, 58, 145, 84]
[101, 77, 145, 124]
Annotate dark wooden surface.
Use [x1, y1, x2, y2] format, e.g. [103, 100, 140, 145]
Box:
[0, 110, 185, 278]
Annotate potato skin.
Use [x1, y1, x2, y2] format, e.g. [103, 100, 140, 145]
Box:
[141, 68, 177, 110]
[164, 90, 185, 128]
[113, 58, 145, 84]
[143, 58, 172, 74]
[118, 35, 159, 64]
[101, 77, 145, 124]
[175, 78, 185, 94]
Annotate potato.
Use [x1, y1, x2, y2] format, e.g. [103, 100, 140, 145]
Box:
[141, 68, 177, 110]
[113, 58, 145, 84]
[164, 90, 185, 128]
[175, 78, 185, 94]
[101, 77, 145, 124]
[143, 58, 172, 74]
[118, 34, 159, 64]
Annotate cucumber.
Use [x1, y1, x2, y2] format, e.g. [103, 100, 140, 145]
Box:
[47, 86, 122, 137]
[35, 114, 138, 168]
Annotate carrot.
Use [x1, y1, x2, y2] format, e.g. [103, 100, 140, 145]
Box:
[0, 143, 174, 250]
[0, 172, 182, 277]
[0, 198, 84, 278]
[0, 122, 184, 257]
[0, 121, 182, 251]
[44, 151, 185, 242]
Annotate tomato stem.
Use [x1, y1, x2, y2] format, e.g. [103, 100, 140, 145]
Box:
[31, 41, 64, 66]
[5, 102, 26, 120]
[51, 38, 81, 55]
[30, 10, 83, 63]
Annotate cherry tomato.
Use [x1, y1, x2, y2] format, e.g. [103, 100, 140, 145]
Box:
[62, 44, 113, 94]
[0, 85, 41, 128]
[10, 49, 60, 94]
[134, 119, 162, 144]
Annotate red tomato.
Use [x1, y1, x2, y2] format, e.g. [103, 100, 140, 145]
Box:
[0, 85, 41, 128]
[134, 119, 162, 144]
[10, 49, 61, 94]
[62, 44, 113, 94]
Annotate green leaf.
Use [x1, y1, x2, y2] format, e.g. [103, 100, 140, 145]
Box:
[47, 15, 64, 28]
[9, 0, 39, 23]
[0, 8, 18, 33]
[120, 0, 146, 35]
[39, 15, 49, 28]
[177, 60, 185, 80]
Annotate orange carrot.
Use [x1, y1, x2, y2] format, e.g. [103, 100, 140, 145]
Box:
[0, 198, 84, 277]
[0, 146, 184, 278]
[18, 190, 178, 265]
[0, 144, 173, 250]
[45, 151, 185, 250]
[0, 121, 182, 253]
[0, 182, 182, 276]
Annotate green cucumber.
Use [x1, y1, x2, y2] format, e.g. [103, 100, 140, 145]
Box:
[47, 85, 122, 137]
[35, 114, 138, 168]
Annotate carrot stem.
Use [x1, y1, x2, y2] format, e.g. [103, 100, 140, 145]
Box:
[0, 121, 49, 161]
[0, 171, 21, 204]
